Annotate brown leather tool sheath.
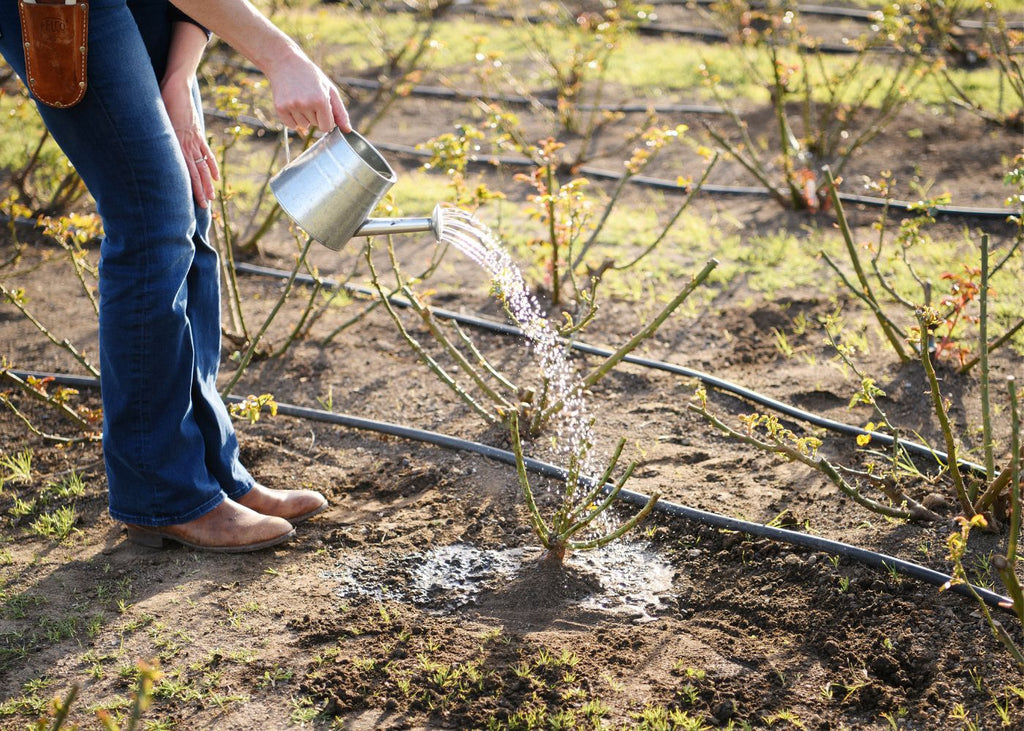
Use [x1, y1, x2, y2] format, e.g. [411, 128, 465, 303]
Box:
[18, 0, 89, 109]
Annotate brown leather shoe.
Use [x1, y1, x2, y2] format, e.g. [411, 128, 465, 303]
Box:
[125, 498, 295, 553]
[235, 483, 328, 524]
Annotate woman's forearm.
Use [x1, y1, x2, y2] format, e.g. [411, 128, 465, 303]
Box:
[161, 20, 208, 95]
[169, 0, 296, 76]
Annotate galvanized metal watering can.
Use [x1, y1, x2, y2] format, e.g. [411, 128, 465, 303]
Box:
[269, 127, 442, 251]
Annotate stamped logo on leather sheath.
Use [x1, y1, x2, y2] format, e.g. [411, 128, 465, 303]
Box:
[40, 16, 69, 35]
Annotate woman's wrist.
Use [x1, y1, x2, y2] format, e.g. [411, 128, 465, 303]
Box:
[250, 31, 309, 80]
[159, 67, 194, 93]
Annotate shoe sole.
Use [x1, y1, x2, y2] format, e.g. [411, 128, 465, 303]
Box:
[125, 525, 296, 553]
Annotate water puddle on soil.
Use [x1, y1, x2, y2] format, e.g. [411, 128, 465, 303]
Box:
[325, 540, 677, 622]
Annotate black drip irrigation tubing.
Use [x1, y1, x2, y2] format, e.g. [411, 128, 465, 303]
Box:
[7, 367, 1014, 614]
[675, 0, 1024, 31]
[196, 108, 1016, 222]
[217, 61, 728, 115]
[336, 76, 727, 116]
[234, 259, 988, 479]
[448, 4, 1021, 56]
[369, 141, 1017, 222]
[632, 22, 870, 56]
[446, 2, 1024, 54]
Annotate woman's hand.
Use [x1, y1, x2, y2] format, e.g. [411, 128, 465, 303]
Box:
[264, 51, 351, 135]
[160, 21, 219, 208]
[162, 74, 219, 208]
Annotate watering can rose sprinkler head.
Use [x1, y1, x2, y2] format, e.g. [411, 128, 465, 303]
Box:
[269, 126, 444, 251]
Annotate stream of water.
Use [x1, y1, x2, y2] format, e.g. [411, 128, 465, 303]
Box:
[437, 206, 594, 475]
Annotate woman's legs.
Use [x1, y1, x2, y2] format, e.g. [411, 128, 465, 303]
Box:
[0, 0, 254, 526]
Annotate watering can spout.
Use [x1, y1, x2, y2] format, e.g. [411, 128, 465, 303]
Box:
[353, 204, 444, 241]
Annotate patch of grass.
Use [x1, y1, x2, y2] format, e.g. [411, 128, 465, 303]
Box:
[223, 599, 262, 632]
[81, 649, 119, 680]
[154, 667, 204, 704]
[2, 590, 47, 620]
[119, 610, 155, 635]
[299, 608, 704, 730]
[2, 459, 90, 541]
[632, 704, 711, 730]
[0, 448, 33, 486]
[735, 230, 823, 297]
[40, 471, 86, 503]
[392, 170, 457, 221]
[148, 620, 194, 661]
[29, 505, 78, 541]
[145, 650, 254, 716]
[764, 710, 806, 728]
[0, 676, 55, 719]
[0, 95, 50, 169]
[94, 574, 134, 611]
[274, 4, 503, 79]
[86, 695, 133, 722]
[39, 613, 79, 643]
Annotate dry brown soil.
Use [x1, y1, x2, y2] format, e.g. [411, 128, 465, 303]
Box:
[2, 6, 1024, 730]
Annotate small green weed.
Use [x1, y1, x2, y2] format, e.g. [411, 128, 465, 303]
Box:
[29, 505, 78, 541]
[632, 704, 710, 730]
[41, 471, 86, 502]
[0, 448, 33, 485]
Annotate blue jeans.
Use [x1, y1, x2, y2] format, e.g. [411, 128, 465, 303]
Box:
[0, 0, 255, 525]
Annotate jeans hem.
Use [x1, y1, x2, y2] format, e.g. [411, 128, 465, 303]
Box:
[109, 491, 225, 528]
[224, 479, 258, 503]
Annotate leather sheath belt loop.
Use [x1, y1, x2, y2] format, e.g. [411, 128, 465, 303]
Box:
[18, 0, 89, 109]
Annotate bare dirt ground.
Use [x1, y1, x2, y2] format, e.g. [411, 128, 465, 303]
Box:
[2, 6, 1024, 730]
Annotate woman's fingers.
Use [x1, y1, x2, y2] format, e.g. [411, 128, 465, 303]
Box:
[180, 133, 217, 208]
[330, 86, 351, 133]
[160, 73, 218, 209]
[280, 90, 350, 135]
[202, 141, 220, 183]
